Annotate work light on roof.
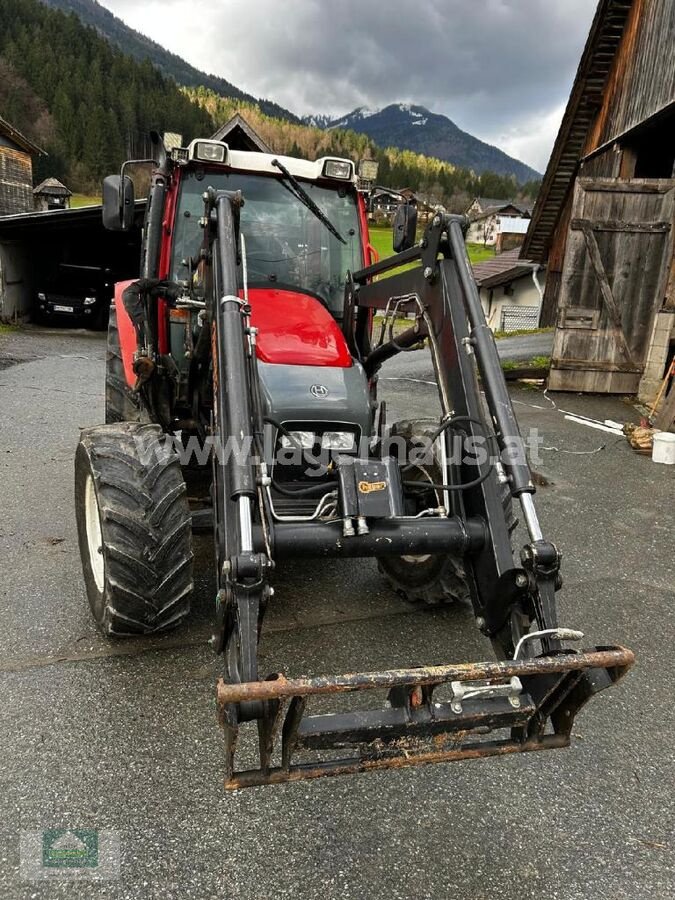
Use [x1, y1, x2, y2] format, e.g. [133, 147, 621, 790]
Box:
[357, 159, 379, 181]
[323, 159, 353, 180]
[191, 141, 228, 164]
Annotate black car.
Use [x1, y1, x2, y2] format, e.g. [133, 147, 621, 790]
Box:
[35, 264, 112, 329]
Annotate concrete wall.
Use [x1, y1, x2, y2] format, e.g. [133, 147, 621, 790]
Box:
[638, 311, 675, 403]
[480, 274, 543, 332]
[0, 241, 35, 320]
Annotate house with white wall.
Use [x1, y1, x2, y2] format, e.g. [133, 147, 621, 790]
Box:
[471, 248, 545, 332]
[465, 198, 533, 246]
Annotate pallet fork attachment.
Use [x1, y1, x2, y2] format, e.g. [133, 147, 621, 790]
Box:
[217, 646, 634, 788]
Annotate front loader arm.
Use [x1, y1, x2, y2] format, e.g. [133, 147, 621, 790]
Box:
[205, 189, 272, 729]
[203, 205, 633, 788]
[349, 214, 548, 648]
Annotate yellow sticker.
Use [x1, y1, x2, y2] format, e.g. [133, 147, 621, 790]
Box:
[358, 480, 386, 494]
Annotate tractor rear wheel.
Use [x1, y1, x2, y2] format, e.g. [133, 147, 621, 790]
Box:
[379, 418, 515, 605]
[105, 302, 140, 424]
[75, 422, 193, 635]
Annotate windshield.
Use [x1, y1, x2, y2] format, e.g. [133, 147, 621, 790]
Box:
[171, 169, 363, 315]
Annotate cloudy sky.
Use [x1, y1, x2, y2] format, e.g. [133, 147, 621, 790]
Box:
[98, 0, 598, 172]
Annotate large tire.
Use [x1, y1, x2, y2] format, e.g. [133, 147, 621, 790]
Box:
[75, 422, 193, 636]
[105, 303, 140, 424]
[378, 418, 515, 605]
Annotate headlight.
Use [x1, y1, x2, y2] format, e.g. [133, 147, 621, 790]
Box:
[320, 431, 356, 451]
[84, 296, 97, 305]
[37, 292, 46, 301]
[280, 431, 315, 449]
[193, 141, 227, 163]
[323, 159, 353, 180]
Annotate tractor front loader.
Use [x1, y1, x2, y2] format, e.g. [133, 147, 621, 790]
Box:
[75, 133, 633, 788]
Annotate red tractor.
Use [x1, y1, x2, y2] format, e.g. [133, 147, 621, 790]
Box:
[75, 132, 633, 787]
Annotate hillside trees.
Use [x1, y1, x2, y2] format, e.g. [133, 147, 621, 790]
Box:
[0, 0, 214, 190]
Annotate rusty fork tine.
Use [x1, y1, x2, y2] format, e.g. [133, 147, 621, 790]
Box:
[281, 696, 307, 771]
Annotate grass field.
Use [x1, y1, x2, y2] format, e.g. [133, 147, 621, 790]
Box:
[368, 225, 495, 268]
[70, 193, 102, 208]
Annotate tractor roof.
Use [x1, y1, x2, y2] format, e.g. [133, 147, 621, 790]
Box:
[180, 140, 359, 186]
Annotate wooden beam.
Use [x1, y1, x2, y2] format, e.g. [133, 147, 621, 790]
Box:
[571, 218, 671, 234]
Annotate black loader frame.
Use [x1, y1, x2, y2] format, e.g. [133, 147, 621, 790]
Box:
[201, 194, 633, 788]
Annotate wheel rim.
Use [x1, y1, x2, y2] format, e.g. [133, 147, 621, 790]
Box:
[84, 474, 105, 592]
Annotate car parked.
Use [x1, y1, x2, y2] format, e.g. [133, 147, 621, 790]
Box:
[35, 264, 112, 329]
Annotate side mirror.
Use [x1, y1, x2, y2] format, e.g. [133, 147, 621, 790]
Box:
[393, 201, 417, 253]
[102, 174, 135, 231]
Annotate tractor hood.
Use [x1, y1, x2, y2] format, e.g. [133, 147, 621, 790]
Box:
[247, 288, 352, 368]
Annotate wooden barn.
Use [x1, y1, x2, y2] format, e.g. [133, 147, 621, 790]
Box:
[0, 115, 44, 216]
[522, 0, 675, 401]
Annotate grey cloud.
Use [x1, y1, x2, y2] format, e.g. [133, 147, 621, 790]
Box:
[101, 0, 598, 169]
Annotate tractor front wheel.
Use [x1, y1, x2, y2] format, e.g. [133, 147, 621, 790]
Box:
[75, 422, 193, 635]
[379, 418, 515, 605]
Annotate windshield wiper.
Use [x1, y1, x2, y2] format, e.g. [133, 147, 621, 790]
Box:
[272, 158, 346, 245]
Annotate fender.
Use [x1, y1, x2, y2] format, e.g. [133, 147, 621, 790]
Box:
[113, 280, 137, 388]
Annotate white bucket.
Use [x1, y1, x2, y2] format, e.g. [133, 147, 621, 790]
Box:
[652, 431, 675, 465]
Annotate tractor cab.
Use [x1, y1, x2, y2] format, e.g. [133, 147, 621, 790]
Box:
[103, 139, 379, 430]
[169, 146, 368, 321]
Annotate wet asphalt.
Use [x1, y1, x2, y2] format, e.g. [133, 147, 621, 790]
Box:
[0, 326, 673, 899]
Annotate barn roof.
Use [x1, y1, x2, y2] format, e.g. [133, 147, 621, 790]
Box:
[0, 199, 146, 233]
[472, 197, 508, 212]
[211, 113, 273, 153]
[0, 114, 45, 156]
[33, 177, 72, 197]
[470, 202, 531, 222]
[472, 248, 536, 289]
[521, 0, 634, 261]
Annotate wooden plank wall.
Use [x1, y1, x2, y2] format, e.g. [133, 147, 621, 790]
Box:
[594, 0, 675, 146]
[0, 148, 33, 215]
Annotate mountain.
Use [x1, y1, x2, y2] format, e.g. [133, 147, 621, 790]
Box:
[312, 104, 540, 184]
[40, 0, 300, 123]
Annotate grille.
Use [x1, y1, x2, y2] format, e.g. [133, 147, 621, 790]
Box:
[499, 305, 540, 332]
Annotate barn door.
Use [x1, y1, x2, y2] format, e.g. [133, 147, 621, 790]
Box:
[549, 178, 675, 393]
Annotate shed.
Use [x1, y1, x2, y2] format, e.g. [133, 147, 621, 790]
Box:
[522, 0, 675, 401]
[0, 115, 45, 216]
[495, 216, 531, 253]
[0, 203, 144, 322]
[472, 248, 545, 332]
[33, 177, 72, 212]
[211, 113, 273, 153]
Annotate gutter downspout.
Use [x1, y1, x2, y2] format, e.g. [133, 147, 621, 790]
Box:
[524, 263, 544, 326]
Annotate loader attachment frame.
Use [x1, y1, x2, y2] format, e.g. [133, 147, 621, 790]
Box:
[217, 645, 633, 789]
[201, 197, 633, 788]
